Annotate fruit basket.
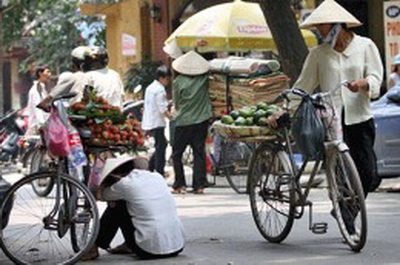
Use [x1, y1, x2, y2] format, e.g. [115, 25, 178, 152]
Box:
[68, 86, 145, 148]
[212, 120, 272, 138]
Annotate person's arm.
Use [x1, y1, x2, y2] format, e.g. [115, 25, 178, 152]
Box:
[101, 180, 125, 201]
[347, 39, 383, 99]
[172, 79, 180, 113]
[155, 89, 172, 119]
[38, 72, 75, 110]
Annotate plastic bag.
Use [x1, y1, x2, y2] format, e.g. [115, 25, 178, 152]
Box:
[88, 156, 106, 193]
[292, 97, 326, 158]
[43, 108, 70, 157]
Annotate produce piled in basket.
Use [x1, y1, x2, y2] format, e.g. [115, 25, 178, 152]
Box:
[213, 102, 282, 138]
[69, 86, 145, 147]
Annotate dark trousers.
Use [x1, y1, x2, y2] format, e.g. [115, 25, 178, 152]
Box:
[172, 120, 209, 190]
[343, 118, 377, 197]
[96, 200, 182, 260]
[149, 127, 168, 176]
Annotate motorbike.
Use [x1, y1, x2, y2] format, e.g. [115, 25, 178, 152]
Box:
[0, 109, 27, 164]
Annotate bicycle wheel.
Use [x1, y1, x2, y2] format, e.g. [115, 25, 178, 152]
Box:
[326, 149, 367, 252]
[0, 172, 99, 265]
[248, 143, 295, 243]
[30, 147, 55, 197]
[222, 142, 252, 194]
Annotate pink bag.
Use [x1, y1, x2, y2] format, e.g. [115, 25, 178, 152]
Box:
[44, 108, 70, 157]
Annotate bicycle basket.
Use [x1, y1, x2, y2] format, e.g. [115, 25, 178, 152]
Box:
[292, 96, 325, 158]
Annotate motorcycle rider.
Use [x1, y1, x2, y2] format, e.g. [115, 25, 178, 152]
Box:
[38, 46, 92, 110]
[85, 46, 125, 108]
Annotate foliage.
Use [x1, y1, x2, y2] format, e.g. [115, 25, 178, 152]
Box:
[124, 60, 162, 94]
[2, 0, 105, 73]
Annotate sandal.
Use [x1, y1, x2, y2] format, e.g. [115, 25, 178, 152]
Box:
[193, 188, 204, 195]
[172, 187, 186, 194]
[108, 242, 133, 255]
[80, 246, 99, 261]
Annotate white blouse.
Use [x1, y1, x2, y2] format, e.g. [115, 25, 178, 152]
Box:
[102, 169, 185, 255]
[141, 80, 169, 131]
[27, 81, 49, 131]
[294, 35, 383, 125]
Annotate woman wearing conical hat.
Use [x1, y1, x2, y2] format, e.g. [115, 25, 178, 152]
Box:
[269, 0, 383, 197]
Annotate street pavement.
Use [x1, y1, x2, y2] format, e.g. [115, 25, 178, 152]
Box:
[1, 165, 400, 264]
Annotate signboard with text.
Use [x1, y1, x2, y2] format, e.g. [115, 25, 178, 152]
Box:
[384, 2, 400, 83]
[122, 33, 136, 56]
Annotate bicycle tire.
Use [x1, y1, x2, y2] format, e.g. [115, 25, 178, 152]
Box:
[221, 141, 252, 194]
[30, 147, 55, 197]
[248, 143, 295, 243]
[0, 171, 100, 265]
[326, 149, 367, 252]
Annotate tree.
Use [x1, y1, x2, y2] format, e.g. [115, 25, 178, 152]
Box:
[256, 0, 309, 85]
[2, 0, 104, 73]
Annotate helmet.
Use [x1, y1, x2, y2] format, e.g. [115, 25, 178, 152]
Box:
[71, 46, 92, 71]
[87, 46, 109, 70]
[394, 54, 400, 66]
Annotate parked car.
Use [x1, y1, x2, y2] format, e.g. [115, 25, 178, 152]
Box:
[372, 86, 400, 178]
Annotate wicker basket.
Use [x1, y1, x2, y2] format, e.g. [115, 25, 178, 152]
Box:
[212, 120, 272, 138]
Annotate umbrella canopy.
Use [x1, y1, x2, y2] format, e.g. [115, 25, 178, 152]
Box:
[164, 0, 318, 53]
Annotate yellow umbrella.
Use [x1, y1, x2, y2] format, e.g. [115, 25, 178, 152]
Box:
[165, 0, 318, 53]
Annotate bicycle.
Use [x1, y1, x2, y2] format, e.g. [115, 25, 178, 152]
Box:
[207, 134, 254, 194]
[248, 82, 367, 252]
[0, 93, 100, 264]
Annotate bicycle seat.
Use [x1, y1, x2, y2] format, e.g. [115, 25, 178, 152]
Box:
[78, 128, 92, 139]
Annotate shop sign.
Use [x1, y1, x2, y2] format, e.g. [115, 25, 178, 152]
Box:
[122, 33, 136, 56]
[383, 2, 400, 83]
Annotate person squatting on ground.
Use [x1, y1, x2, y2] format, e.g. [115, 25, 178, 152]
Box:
[171, 51, 213, 195]
[268, 0, 383, 199]
[26, 65, 52, 136]
[141, 65, 173, 177]
[82, 156, 185, 261]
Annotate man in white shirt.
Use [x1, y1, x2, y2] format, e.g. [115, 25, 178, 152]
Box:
[141, 66, 172, 177]
[26, 65, 51, 136]
[85, 47, 125, 108]
[82, 156, 185, 261]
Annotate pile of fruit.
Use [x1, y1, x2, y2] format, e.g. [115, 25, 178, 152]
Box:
[69, 86, 144, 147]
[220, 102, 282, 127]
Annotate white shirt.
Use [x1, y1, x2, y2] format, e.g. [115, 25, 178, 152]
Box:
[86, 68, 125, 108]
[141, 80, 169, 130]
[102, 169, 185, 255]
[50, 71, 90, 104]
[27, 81, 49, 132]
[294, 35, 383, 125]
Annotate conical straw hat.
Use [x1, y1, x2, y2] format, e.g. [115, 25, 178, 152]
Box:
[300, 0, 362, 29]
[172, 50, 210, 75]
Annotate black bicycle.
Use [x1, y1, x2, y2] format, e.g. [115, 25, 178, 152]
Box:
[248, 82, 367, 252]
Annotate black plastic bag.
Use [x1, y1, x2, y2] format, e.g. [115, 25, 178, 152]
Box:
[292, 97, 326, 158]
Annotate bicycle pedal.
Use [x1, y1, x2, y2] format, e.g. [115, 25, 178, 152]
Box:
[311, 222, 328, 234]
